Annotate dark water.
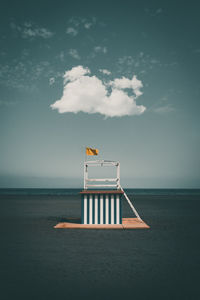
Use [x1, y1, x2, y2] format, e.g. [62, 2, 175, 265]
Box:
[0, 189, 200, 300]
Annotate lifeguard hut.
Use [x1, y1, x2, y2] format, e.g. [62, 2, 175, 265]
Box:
[80, 160, 123, 225]
[54, 147, 150, 229]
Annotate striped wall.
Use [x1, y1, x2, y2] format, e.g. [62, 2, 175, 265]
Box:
[81, 194, 122, 224]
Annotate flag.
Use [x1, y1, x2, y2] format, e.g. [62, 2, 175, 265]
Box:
[86, 147, 99, 155]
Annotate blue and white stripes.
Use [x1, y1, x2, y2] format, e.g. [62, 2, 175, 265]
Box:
[81, 193, 122, 224]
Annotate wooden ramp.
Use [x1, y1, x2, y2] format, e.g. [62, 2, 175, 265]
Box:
[54, 218, 150, 229]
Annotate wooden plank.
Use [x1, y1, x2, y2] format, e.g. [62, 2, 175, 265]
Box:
[54, 218, 150, 229]
[122, 218, 150, 229]
[54, 223, 123, 229]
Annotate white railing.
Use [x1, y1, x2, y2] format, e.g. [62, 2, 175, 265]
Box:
[86, 184, 118, 188]
[84, 160, 120, 189]
[86, 178, 118, 182]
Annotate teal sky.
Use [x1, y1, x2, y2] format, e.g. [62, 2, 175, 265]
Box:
[0, 0, 200, 188]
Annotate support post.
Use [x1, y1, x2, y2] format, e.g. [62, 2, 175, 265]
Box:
[117, 163, 120, 189]
[84, 162, 88, 190]
[120, 187, 142, 220]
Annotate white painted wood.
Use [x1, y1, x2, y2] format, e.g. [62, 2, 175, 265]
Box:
[117, 163, 120, 189]
[84, 160, 120, 190]
[86, 178, 118, 182]
[100, 195, 103, 224]
[89, 195, 93, 224]
[84, 163, 85, 189]
[105, 195, 109, 224]
[84, 195, 87, 224]
[84, 163, 89, 190]
[111, 195, 114, 224]
[120, 186, 142, 220]
[116, 196, 119, 224]
[86, 160, 119, 166]
[86, 184, 117, 187]
[95, 195, 98, 224]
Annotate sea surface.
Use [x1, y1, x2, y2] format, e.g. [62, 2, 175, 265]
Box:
[0, 188, 200, 300]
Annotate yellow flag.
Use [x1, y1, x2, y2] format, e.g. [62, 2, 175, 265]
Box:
[86, 147, 99, 155]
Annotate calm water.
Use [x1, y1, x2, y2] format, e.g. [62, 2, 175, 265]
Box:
[0, 189, 200, 300]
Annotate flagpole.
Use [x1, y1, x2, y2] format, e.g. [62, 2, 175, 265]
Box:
[84, 146, 86, 190]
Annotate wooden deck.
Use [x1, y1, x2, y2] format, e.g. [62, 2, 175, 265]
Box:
[54, 218, 150, 229]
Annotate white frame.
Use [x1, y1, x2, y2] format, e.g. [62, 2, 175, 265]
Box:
[84, 160, 120, 190]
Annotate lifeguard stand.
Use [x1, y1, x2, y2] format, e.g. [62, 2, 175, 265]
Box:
[80, 160, 124, 225]
[54, 157, 150, 229]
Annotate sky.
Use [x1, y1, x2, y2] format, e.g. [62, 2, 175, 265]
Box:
[0, 0, 200, 188]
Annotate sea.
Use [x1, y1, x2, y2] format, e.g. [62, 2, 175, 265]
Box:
[0, 188, 200, 300]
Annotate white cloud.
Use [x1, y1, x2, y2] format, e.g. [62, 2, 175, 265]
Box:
[66, 17, 96, 35]
[10, 22, 54, 39]
[68, 49, 80, 60]
[84, 22, 92, 29]
[66, 27, 78, 36]
[23, 27, 53, 39]
[118, 56, 134, 66]
[63, 66, 90, 82]
[110, 76, 143, 98]
[68, 17, 80, 27]
[49, 77, 55, 85]
[117, 53, 165, 76]
[94, 46, 107, 54]
[99, 69, 111, 75]
[0, 59, 52, 90]
[88, 46, 108, 60]
[70, 17, 96, 27]
[50, 65, 145, 117]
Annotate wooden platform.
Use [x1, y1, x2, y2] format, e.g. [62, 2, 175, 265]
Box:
[54, 218, 150, 229]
